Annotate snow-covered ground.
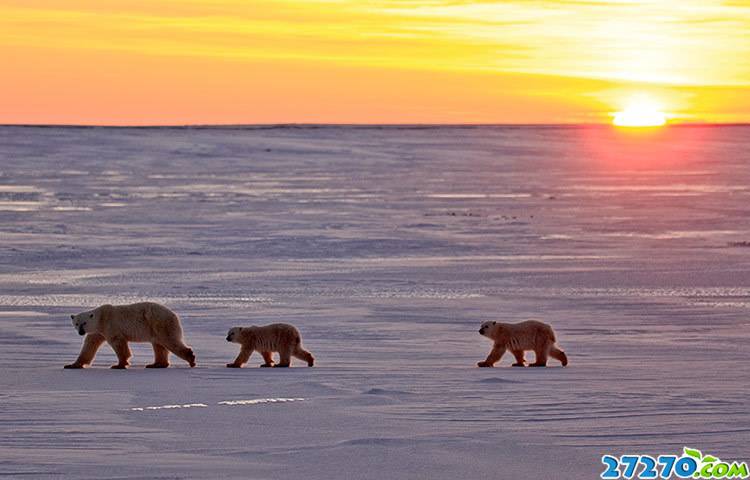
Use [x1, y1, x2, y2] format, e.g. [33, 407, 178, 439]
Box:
[0, 125, 749, 479]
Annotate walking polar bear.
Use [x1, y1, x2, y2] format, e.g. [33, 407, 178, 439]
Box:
[226, 323, 314, 368]
[478, 320, 567, 367]
[65, 302, 196, 369]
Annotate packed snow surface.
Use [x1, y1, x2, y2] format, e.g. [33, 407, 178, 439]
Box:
[0, 125, 749, 479]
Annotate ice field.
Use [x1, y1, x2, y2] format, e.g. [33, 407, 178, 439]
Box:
[1, 125, 749, 478]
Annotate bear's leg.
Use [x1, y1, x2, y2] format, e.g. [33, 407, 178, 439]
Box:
[529, 348, 548, 367]
[478, 345, 505, 367]
[227, 346, 253, 368]
[274, 348, 291, 368]
[511, 349, 526, 367]
[164, 340, 196, 367]
[146, 343, 170, 368]
[108, 337, 132, 369]
[292, 346, 315, 367]
[64, 333, 105, 369]
[549, 346, 568, 366]
[260, 351, 275, 367]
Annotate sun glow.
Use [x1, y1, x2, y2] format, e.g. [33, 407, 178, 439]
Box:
[613, 97, 667, 127]
[2, 1, 750, 124]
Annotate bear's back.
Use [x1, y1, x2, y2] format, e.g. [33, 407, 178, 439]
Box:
[104, 302, 180, 341]
[249, 323, 301, 350]
[501, 320, 555, 349]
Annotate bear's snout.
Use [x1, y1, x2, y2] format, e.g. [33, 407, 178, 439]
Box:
[478, 328, 484, 334]
[71, 314, 76, 320]
[226, 335, 232, 342]
[78, 326, 86, 336]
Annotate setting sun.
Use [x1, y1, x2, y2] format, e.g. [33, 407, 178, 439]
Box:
[613, 96, 667, 127]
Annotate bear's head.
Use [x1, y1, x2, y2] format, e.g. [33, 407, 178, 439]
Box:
[70, 308, 99, 336]
[226, 327, 244, 344]
[478, 321, 497, 338]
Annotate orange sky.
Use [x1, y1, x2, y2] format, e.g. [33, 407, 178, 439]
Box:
[2, 0, 750, 124]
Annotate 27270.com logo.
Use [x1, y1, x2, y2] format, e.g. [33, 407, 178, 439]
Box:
[601, 447, 748, 479]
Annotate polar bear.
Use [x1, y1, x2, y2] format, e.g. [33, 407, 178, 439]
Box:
[65, 302, 196, 369]
[477, 319, 567, 367]
[226, 323, 314, 368]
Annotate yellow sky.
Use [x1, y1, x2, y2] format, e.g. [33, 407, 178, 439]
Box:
[2, 0, 750, 124]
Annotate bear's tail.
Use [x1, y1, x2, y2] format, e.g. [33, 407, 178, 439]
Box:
[550, 346, 567, 366]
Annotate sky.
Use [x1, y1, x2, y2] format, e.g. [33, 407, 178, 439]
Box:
[2, 0, 750, 125]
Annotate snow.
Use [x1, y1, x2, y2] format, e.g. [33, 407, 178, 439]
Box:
[0, 125, 749, 479]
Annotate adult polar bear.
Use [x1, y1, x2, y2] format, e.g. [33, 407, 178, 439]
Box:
[65, 302, 196, 369]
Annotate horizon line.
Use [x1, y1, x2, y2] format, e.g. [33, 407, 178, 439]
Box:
[1, 122, 750, 129]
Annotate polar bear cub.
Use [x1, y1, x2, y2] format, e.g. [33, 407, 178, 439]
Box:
[226, 323, 314, 368]
[478, 319, 567, 367]
[66, 302, 196, 369]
